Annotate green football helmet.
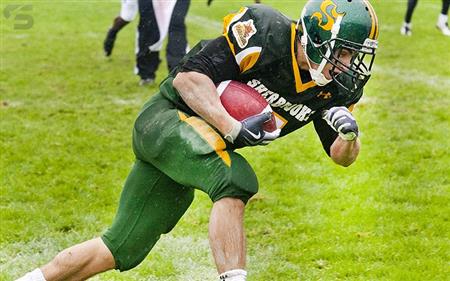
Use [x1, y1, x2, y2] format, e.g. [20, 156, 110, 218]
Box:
[297, 0, 379, 94]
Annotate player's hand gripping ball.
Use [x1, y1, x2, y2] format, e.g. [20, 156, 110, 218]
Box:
[216, 80, 280, 148]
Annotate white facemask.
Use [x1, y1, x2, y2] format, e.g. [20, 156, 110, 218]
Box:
[305, 56, 332, 86]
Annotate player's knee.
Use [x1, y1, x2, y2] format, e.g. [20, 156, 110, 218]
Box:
[114, 243, 158, 271]
[209, 173, 259, 205]
[106, 246, 148, 272]
[102, 234, 160, 272]
[208, 153, 259, 204]
[115, 255, 146, 271]
[210, 185, 258, 205]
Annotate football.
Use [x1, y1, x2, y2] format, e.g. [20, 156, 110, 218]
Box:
[216, 80, 277, 132]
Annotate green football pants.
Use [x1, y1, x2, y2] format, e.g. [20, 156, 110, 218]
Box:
[102, 92, 258, 271]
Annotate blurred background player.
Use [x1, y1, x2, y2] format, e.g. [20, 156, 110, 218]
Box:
[103, 0, 138, 57]
[104, 0, 190, 86]
[136, 0, 190, 86]
[400, 0, 450, 36]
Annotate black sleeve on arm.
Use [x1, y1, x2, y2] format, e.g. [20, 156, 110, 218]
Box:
[177, 36, 240, 83]
[313, 117, 339, 157]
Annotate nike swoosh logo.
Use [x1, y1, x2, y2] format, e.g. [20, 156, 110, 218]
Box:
[247, 130, 261, 139]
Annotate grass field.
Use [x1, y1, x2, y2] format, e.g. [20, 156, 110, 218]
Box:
[1, 0, 449, 280]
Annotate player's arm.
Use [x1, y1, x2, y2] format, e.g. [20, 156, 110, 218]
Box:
[174, 72, 275, 146]
[329, 136, 360, 167]
[173, 71, 240, 137]
[173, 36, 276, 146]
[313, 107, 360, 167]
[173, 34, 241, 136]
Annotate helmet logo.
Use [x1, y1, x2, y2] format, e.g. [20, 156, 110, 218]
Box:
[311, 0, 345, 31]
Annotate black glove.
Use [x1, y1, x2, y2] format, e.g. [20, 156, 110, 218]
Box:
[322, 106, 359, 141]
[225, 112, 280, 148]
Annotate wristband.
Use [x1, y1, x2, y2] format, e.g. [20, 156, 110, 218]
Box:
[339, 132, 357, 141]
[224, 121, 242, 143]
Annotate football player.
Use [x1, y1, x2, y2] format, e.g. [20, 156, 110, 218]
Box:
[103, 0, 138, 57]
[401, 0, 450, 36]
[16, 1, 379, 280]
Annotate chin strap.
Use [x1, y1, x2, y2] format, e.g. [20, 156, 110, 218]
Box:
[299, 15, 343, 86]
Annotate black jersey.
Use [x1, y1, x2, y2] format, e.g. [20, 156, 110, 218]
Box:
[163, 5, 365, 155]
